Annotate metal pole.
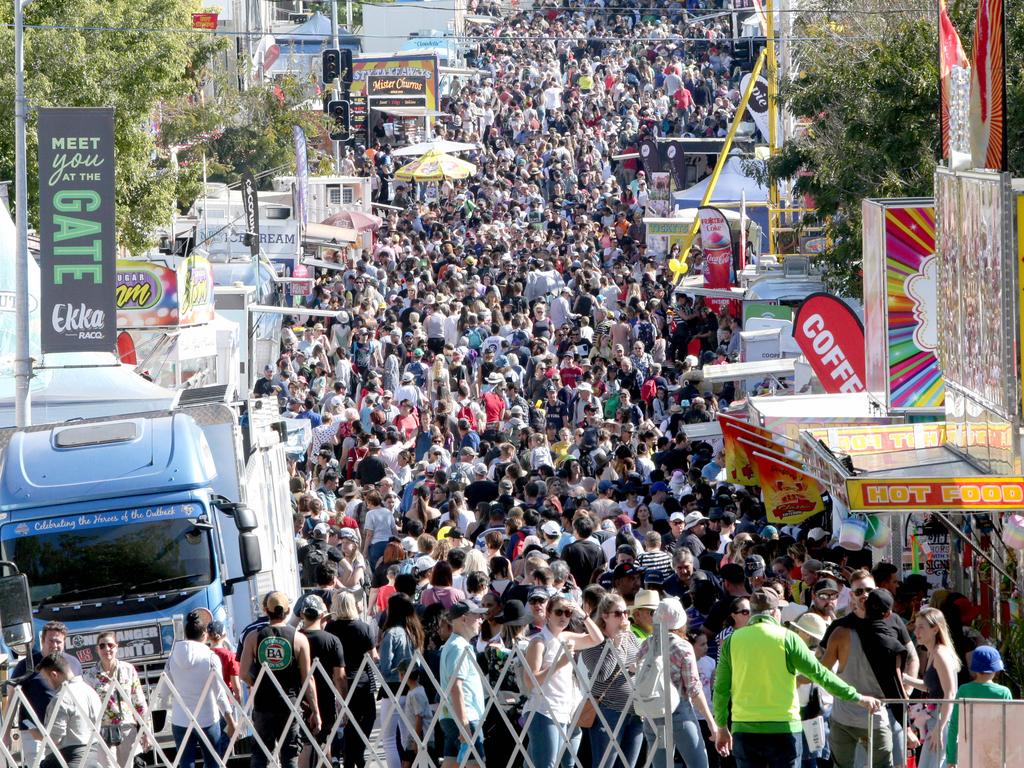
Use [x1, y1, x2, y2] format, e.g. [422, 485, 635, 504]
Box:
[330, 0, 342, 174]
[14, 0, 32, 428]
[765, 0, 780, 256]
[346, 0, 352, 31]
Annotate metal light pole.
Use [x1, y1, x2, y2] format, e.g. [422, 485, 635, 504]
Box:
[330, 0, 342, 174]
[14, 0, 32, 428]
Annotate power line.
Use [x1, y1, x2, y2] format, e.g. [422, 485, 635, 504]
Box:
[1, 22, 911, 42]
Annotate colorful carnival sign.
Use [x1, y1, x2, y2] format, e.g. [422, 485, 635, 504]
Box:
[862, 201, 944, 410]
[846, 477, 1024, 512]
[792, 293, 866, 394]
[115, 254, 215, 329]
[37, 108, 116, 354]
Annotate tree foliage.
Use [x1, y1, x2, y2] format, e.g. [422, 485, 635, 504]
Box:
[0, 0, 224, 254]
[159, 74, 331, 198]
[767, 0, 1024, 298]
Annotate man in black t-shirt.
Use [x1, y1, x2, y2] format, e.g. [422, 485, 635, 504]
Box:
[561, 516, 605, 587]
[299, 595, 346, 761]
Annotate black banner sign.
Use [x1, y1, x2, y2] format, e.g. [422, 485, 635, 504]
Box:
[37, 108, 116, 353]
[241, 171, 260, 258]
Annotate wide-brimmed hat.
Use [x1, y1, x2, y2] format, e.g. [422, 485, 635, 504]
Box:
[631, 589, 661, 612]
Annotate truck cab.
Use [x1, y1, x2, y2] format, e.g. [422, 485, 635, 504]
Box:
[0, 411, 266, 679]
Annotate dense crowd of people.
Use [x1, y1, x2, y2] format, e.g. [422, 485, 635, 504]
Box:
[9, 2, 1016, 768]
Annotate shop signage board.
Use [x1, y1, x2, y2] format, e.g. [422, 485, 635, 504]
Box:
[846, 476, 1024, 512]
[36, 108, 116, 354]
[115, 254, 215, 329]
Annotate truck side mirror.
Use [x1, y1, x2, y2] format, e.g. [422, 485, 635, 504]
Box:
[239, 532, 262, 578]
[233, 506, 258, 533]
[0, 573, 34, 650]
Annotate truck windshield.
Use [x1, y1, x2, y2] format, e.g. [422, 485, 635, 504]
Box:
[5, 518, 214, 605]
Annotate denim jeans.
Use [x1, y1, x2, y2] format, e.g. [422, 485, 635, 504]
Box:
[171, 722, 223, 768]
[642, 700, 708, 768]
[588, 705, 644, 768]
[916, 711, 947, 768]
[733, 730, 803, 768]
[526, 712, 581, 768]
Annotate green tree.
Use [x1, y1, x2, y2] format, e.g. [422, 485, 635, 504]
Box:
[767, 0, 1024, 297]
[0, 0, 223, 254]
[160, 73, 331, 196]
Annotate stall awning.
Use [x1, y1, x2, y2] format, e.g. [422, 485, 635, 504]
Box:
[800, 422, 1024, 513]
[304, 222, 358, 245]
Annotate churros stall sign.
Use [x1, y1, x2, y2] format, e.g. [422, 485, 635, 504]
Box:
[846, 477, 1024, 511]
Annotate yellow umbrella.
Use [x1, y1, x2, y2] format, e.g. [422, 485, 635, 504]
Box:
[394, 148, 477, 181]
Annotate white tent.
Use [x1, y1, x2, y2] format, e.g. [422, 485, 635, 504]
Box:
[672, 154, 770, 243]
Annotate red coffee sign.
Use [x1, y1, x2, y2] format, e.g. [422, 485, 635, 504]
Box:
[793, 292, 866, 394]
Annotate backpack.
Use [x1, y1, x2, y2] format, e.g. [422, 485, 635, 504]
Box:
[636, 322, 656, 350]
[467, 327, 486, 351]
[301, 544, 329, 587]
[634, 633, 681, 719]
[640, 377, 658, 404]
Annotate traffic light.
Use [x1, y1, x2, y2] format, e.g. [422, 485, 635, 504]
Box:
[322, 49, 340, 84]
[327, 99, 350, 142]
[322, 48, 353, 84]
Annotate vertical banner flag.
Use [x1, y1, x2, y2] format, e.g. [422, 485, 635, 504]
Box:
[241, 172, 260, 258]
[292, 126, 309, 227]
[750, 449, 826, 525]
[698, 206, 735, 314]
[792, 293, 867, 394]
[718, 413, 788, 485]
[969, 0, 1006, 170]
[37, 108, 116, 354]
[666, 143, 687, 191]
[739, 74, 770, 143]
[639, 137, 663, 175]
[938, 1, 969, 160]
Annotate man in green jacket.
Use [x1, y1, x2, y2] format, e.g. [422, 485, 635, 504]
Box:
[713, 587, 882, 768]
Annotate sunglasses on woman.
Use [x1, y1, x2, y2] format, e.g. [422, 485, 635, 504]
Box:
[732, 609, 750, 616]
[551, 608, 573, 618]
[604, 609, 628, 617]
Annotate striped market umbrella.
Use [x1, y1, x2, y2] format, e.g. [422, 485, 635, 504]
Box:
[394, 149, 477, 182]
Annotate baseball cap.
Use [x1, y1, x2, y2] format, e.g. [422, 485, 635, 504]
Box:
[264, 591, 290, 615]
[338, 528, 359, 542]
[301, 594, 329, 618]
[401, 536, 417, 552]
[744, 554, 766, 578]
[750, 587, 781, 612]
[312, 522, 330, 539]
[813, 578, 841, 596]
[612, 563, 641, 580]
[761, 525, 779, 539]
[528, 586, 557, 602]
[493, 600, 531, 627]
[415, 556, 437, 573]
[807, 527, 830, 542]
[969, 645, 1004, 673]
[650, 481, 670, 494]
[540, 520, 561, 537]
[448, 600, 488, 620]
[682, 511, 708, 531]
[669, 511, 687, 523]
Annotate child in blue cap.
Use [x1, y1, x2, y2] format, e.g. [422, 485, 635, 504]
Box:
[945, 644, 1014, 767]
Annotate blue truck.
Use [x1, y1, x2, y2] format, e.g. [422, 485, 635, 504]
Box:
[0, 396, 299, 679]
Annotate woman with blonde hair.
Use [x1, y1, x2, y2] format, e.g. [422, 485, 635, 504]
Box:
[904, 607, 961, 768]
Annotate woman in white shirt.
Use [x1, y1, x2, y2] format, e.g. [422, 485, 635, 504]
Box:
[523, 595, 604, 768]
